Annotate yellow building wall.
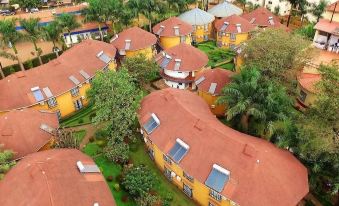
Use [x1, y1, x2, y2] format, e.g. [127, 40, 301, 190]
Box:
[323, 11, 339, 22]
[159, 35, 192, 49]
[217, 32, 249, 48]
[193, 23, 213, 43]
[145, 135, 234, 206]
[296, 84, 318, 107]
[125, 46, 155, 59]
[198, 91, 226, 116]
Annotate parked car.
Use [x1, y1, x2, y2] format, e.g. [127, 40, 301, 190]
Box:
[30, 8, 39, 13]
[0, 10, 15, 16]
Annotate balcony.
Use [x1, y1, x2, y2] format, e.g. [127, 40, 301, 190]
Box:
[159, 70, 195, 84]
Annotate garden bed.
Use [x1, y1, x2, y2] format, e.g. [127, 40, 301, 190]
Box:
[60, 104, 96, 127]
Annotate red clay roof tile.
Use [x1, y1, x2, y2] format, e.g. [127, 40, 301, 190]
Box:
[153, 17, 193, 37]
[195, 68, 234, 95]
[214, 14, 255, 33]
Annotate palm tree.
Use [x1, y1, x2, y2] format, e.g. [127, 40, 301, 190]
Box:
[237, 0, 247, 11]
[20, 18, 44, 65]
[0, 51, 16, 78]
[0, 19, 25, 71]
[167, 0, 192, 13]
[127, 0, 142, 26]
[107, 0, 123, 33]
[43, 21, 62, 57]
[311, 0, 328, 22]
[286, 0, 302, 27]
[217, 67, 264, 132]
[140, 0, 166, 32]
[56, 14, 80, 47]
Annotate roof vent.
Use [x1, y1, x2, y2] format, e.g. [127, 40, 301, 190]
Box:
[220, 22, 229, 32]
[174, 59, 181, 70]
[93, 203, 99, 206]
[268, 16, 274, 25]
[156, 25, 165, 35]
[236, 24, 242, 33]
[76, 161, 100, 173]
[250, 18, 256, 24]
[125, 39, 131, 50]
[174, 26, 180, 36]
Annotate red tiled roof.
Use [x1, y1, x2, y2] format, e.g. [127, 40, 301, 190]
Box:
[214, 14, 255, 33]
[242, 7, 287, 30]
[0, 109, 59, 159]
[155, 43, 208, 71]
[298, 72, 321, 93]
[111, 26, 157, 51]
[314, 19, 339, 34]
[195, 68, 234, 95]
[0, 40, 116, 111]
[327, 1, 339, 12]
[0, 149, 116, 206]
[138, 89, 309, 206]
[152, 17, 193, 37]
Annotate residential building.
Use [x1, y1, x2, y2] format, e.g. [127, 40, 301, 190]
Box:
[207, 1, 243, 19]
[0, 149, 116, 206]
[0, 109, 59, 159]
[313, 1, 339, 52]
[246, 0, 291, 16]
[179, 8, 215, 43]
[155, 43, 208, 90]
[138, 88, 309, 206]
[111, 26, 157, 60]
[153, 17, 193, 49]
[214, 14, 255, 49]
[195, 68, 234, 116]
[297, 67, 321, 108]
[241, 7, 288, 30]
[0, 40, 116, 119]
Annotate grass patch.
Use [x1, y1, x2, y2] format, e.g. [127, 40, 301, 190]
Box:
[60, 104, 96, 127]
[73, 130, 86, 143]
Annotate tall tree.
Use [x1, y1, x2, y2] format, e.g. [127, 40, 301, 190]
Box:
[0, 145, 15, 180]
[127, 0, 142, 26]
[56, 14, 80, 47]
[167, 0, 194, 13]
[286, 0, 301, 27]
[140, 0, 167, 32]
[88, 69, 142, 163]
[20, 18, 44, 65]
[236, 0, 247, 10]
[0, 19, 25, 71]
[0, 51, 17, 78]
[311, 0, 328, 22]
[11, 0, 41, 10]
[43, 21, 62, 57]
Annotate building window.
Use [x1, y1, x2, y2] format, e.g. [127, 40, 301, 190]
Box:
[47, 97, 57, 108]
[204, 24, 209, 32]
[208, 202, 216, 206]
[70, 87, 79, 97]
[210, 189, 222, 202]
[56, 110, 62, 120]
[299, 89, 307, 102]
[183, 183, 193, 198]
[163, 154, 172, 165]
[73, 99, 83, 111]
[230, 33, 236, 41]
[183, 171, 194, 183]
[148, 148, 155, 161]
[204, 35, 209, 41]
[164, 166, 172, 181]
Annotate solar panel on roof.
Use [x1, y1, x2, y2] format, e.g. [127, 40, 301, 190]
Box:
[143, 113, 160, 134]
[31, 88, 44, 102]
[195, 76, 205, 85]
[69, 75, 80, 86]
[168, 138, 189, 163]
[208, 83, 217, 94]
[160, 55, 172, 69]
[98, 53, 111, 64]
[79, 70, 91, 80]
[42, 87, 53, 98]
[205, 164, 230, 192]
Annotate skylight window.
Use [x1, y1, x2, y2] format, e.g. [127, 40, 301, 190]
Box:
[168, 138, 189, 163]
[69, 75, 80, 86]
[156, 25, 165, 35]
[195, 76, 206, 85]
[220, 22, 229, 32]
[205, 164, 230, 193]
[97, 51, 111, 64]
[143, 113, 160, 134]
[79, 70, 91, 80]
[208, 83, 217, 94]
[31, 87, 44, 102]
[160, 54, 172, 69]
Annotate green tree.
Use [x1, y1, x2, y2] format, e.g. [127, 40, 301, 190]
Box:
[121, 54, 160, 86]
[167, 0, 194, 13]
[286, 0, 302, 27]
[0, 145, 15, 180]
[56, 14, 80, 46]
[0, 19, 25, 71]
[236, 0, 247, 10]
[244, 29, 311, 90]
[127, 0, 142, 26]
[11, 0, 41, 10]
[140, 0, 167, 31]
[217, 67, 293, 139]
[311, 0, 328, 22]
[0, 51, 16, 78]
[294, 23, 316, 40]
[54, 129, 80, 149]
[103, 141, 129, 164]
[43, 21, 62, 57]
[122, 165, 157, 198]
[20, 18, 44, 65]
[136, 193, 160, 206]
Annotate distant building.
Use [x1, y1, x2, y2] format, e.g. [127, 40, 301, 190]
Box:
[153, 17, 193, 49]
[0, 109, 59, 159]
[207, 1, 243, 19]
[246, 0, 291, 16]
[214, 14, 255, 49]
[0, 40, 116, 119]
[179, 8, 215, 43]
[155, 43, 208, 90]
[111, 26, 157, 60]
[297, 67, 321, 108]
[195, 68, 234, 116]
[138, 88, 309, 206]
[0, 149, 117, 206]
[313, 1, 339, 52]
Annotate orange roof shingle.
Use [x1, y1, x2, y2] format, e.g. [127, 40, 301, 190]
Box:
[214, 14, 255, 33]
[298, 72, 321, 93]
[0, 149, 116, 206]
[153, 17, 193, 37]
[0, 40, 116, 111]
[195, 68, 234, 95]
[138, 89, 309, 206]
[327, 1, 339, 12]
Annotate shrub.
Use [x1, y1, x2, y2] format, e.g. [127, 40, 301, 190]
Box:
[78, 119, 84, 124]
[96, 140, 107, 148]
[89, 137, 95, 142]
[115, 174, 123, 183]
[106, 175, 114, 182]
[89, 112, 96, 120]
[121, 195, 129, 203]
[114, 183, 120, 191]
[129, 143, 138, 152]
[94, 129, 109, 140]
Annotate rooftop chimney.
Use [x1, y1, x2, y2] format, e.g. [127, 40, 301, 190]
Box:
[156, 25, 165, 35]
[125, 39, 131, 50]
[268, 16, 274, 25]
[220, 22, 229, 32]
[174, 26, 180, 36]
[236, 24, 242, 33]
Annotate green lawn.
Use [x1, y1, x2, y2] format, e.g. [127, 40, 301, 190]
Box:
[82, 138, 194, 206]
[60, 104, 96, 127]
[73, 130, 87, 142]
